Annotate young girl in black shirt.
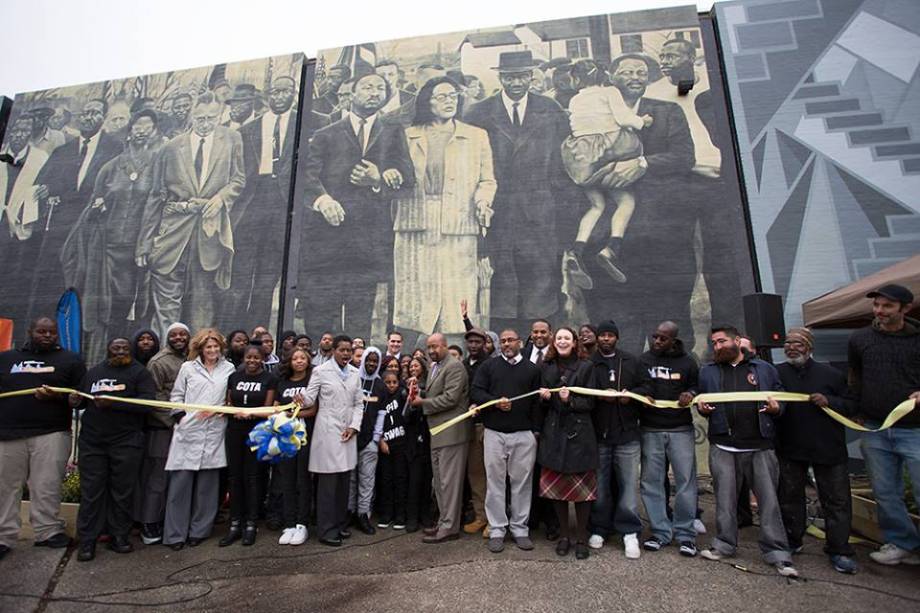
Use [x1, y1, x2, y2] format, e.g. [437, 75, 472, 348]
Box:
[221, 345, 277, 546]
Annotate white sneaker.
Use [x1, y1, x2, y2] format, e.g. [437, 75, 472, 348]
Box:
[869, 543, 920, 566]
[700, 548, 723, 561]
[623, 533, 640, 559]
[278, 527, 295, 545]
[693, 518, 707, 535]
[588, 534, 604, 549]
[290, 524, 308, 546]
[774, 561, 799, 578]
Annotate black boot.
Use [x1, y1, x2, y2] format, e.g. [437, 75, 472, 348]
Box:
[219, 521, 242, 547]
[77, 542, 96, 562]
[108, 536, 134, 554]
[242, 521, 257, 546]
[358, 514, 376, 535]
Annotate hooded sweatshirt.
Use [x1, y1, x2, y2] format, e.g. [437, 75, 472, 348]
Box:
[357, 346, 386, 449]
[848, 316, 920, 427]
[639, 339, 699, 431]
[131, 328, 161, 366]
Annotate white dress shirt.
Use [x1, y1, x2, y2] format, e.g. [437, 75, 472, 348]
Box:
[501, 91, 529, 125]
[189, 132, 215, 189]
[76, 132, 102, 190]
[529, 345, 547, 364]
[259, 110, 292, 175]
[503, 353, 523, 365]
[348, 111, 377, 154]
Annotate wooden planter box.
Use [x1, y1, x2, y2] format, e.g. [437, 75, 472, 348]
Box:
[851, 494, 920, 543]
[19, 501, 79, 540]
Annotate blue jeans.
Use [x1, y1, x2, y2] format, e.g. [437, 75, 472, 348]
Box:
[589, 439, 642, 537]
[861, 425, 920, 551]
[641, 430, 697, 544]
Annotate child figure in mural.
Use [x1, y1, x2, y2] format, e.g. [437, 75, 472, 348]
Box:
[561, 59, 652, 287]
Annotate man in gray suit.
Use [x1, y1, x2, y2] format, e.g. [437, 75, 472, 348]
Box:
[137, 92, 245, 335]
[410, 333, 470, 543]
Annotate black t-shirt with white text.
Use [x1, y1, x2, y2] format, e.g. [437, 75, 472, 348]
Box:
[276, 375, 314, 435]
[228, 370, 277, 408]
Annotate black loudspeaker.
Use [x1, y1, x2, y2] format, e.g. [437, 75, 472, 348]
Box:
[743, 293, 786, 348]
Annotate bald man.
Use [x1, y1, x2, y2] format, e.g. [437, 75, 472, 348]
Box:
[409, 333, 470, 543]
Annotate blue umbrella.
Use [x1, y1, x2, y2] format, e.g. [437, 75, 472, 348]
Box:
[56, 287, 82, 356]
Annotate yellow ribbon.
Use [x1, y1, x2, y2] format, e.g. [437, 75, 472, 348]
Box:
[0, 386, 296, 416]
[429, 387, 916, 437]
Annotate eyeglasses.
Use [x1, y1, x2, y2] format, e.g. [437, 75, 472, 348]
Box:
[432, 92, 460, 103]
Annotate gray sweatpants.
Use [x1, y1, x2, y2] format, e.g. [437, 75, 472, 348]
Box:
[348, 441, 378, 516]
[163, 469, 219, 545]
[134, 429, 172, 524]
[484, 429, 537, 539]
[0, 431, 71, 546]
[709, 445, 791, 564]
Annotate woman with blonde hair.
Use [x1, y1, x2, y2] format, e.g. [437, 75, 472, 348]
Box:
[162, 328, 236, 550]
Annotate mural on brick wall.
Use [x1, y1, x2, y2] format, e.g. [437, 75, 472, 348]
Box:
[287, 6, 755, 352]
[0, 55, 304, 362]
[715, 0, 920, 328]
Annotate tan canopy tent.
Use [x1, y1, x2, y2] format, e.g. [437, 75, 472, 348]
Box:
[802, 255, 920, 328]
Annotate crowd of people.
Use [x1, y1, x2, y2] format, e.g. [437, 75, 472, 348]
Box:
[0, 284, 917, 581]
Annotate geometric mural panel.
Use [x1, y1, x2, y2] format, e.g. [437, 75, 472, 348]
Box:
[767, 158, 814, 297]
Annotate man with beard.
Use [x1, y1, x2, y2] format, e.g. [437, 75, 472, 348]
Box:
[471, 328, 541, 553]
[775, 327, 857, 574]
[638, 321, 700, 557]
[586, 320, 650, 559]
[462, 328, 490, 536]
[848, 285, 920, 566]
[136, 322, 189, 545]
[314, 332, 334, 365]
[70, 337, 156, 561]
[298, 72, 413, 342]
[0, 317, 86, 559]
[694, 326, 798, 577]
[32, 99, 122, 313]
[221, 76, 298, 329]
[0, 116, 49, 331]
[132, 329, 160, 366]
[62, 110, 164, 353]
[137, 92, 245, 334]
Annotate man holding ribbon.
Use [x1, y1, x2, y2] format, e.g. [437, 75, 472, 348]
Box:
[695, 326, 799, 578]
[70, 337, 156, 562]
[849, 284, 920, 566]
[471, 328, 541, 553]
[774, 327, 857, 574]
[0, 317, 86, 560]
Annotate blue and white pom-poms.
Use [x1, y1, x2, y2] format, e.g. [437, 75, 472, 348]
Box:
[248, 413, 307, 463]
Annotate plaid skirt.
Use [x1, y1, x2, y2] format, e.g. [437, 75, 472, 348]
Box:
[539, 467, 597, 502]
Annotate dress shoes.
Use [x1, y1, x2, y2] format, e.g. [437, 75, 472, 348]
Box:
[187, 537, 205, 547]
[77, 542, 96, 562]
[422, 532, 459, 544]
[107, 536, 134, 554]
[357, 514, 376, 535]
[319, 537, 342, 547]
[422, 525, 440, 537]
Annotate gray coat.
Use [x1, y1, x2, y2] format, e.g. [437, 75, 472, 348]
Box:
[164, 358, 235, 471]
[422, 354, 472, 449]
[304, 359, 364, 474]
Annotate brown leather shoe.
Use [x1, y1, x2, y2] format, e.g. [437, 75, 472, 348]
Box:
[463, 518, 488, 535]
[422, 525, 439, 537]
[423, 532, 460, 544]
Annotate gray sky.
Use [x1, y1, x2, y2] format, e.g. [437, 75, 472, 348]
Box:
[0, 0, 716, 97]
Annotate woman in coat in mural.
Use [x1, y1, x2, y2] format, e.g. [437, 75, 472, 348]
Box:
[162, 328, 236, 550]
[392, 76, 496, 340]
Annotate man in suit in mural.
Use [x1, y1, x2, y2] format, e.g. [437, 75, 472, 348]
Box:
[136, 93, 245, 336]
[464, 51, 573, 333]
[0, 116, 49, 332]
[584, 53, 695, 353]
[647, 38, 743, 333]
[31, 99, 123, 314]
[298, 72, 414, 342]
[313, 64, 352, 115]
[220, 76, 298, 330]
